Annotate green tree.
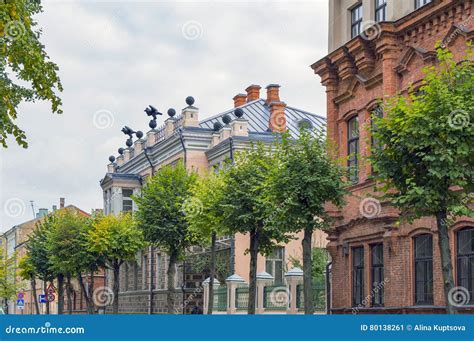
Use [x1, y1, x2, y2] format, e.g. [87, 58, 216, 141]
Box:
[27, 217, 56, 314]
[289, 247, 329, 284]
[0, 246, 17, 313]
[185, 170, 227, 314]
[134, 161, 197, 314]
[269, 130, 346, 314]
[1, 0, 62, 148]
[18, 255, 40, 314]
[220, 143, 293, 314]
[370, 46, 473, 314]
[88, 212, 144, 314]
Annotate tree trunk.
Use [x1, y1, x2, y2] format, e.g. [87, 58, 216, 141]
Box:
[89, 272, 95, 313]
[302, 226, 314, 314]
[436, 210, 457, 314]
[248, 229, 259, 315]
[167, 250, 178, 314]
[77, 273, 94, 314]
[66, 273, 73, 315]
[112, 261, 121, 314]
[31, 278, 40, 315]
[207, 232, 217, 315]
[44, 281, 50, 315]
[57, 274, 65, 315]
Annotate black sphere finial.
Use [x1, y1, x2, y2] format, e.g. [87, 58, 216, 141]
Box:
[222, 114, 232, 125]
[149, 119, 157, 129]
[185, 96, 195, 106]
[136, 131, 144, 139]
[126, 138, 133, 147]
[118, 147, 125, 155]
[167, 108, 176, 117]
[109, 155, 116, 163]
[234, 108, 244, 118]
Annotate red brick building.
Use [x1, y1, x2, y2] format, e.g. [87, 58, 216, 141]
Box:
[312, 0, 473, 313]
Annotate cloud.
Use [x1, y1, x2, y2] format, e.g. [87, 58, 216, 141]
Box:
[0, 0, 328, 231]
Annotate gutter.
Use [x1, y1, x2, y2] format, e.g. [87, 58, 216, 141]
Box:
[178, 128, 187, 167]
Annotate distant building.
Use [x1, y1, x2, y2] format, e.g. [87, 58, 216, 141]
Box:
[101, 84, 328, 313]
[1, 199, 104, 315]
[313, 0, 473, 313]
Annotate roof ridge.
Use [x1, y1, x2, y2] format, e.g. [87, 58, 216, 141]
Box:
[199, 99, 266, 124]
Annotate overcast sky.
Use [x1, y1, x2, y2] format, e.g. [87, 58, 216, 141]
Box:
[0, 0, 328, 232]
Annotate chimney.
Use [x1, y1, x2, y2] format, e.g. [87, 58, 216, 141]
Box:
[245, 85, 261, 102]
[269, 101, 287, 133]
[233, 94, 247, 108]
[52, 205, 57, 212]
[265, 84, 281, 104]
[36, 208, 49, 219]
[59, 197, 65, 209]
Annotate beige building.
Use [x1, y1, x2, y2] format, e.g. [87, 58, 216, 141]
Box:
[101, 84, 328, 313]
[329, 0, 434, 51]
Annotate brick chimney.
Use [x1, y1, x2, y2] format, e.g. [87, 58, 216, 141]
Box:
[60, 197, 65, 209]
[245, 85, 261, 102]
[265, 84, 281, 104]
[233, 94, 247, 108]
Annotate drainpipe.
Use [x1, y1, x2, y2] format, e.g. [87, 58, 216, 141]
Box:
[178, 128, 187, 167]
[326, 262, 332, 314]
[229, 137, 234, 165]
[143, 147, 155, 175]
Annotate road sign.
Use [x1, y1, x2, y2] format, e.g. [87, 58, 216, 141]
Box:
[47, 293, 55, 302]
[17, 292, 24, 300]
[47, 283, 56, 294]
[17, 299, 24, 307]
[39, 294, 47, 303]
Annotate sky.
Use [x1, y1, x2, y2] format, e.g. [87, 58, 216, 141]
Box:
[0, 0, 329, 232]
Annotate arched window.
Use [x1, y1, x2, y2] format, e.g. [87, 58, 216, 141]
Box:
[347, 116, 359, 182]
[457, 228, 474, 304]
[414, 234, 433, 305]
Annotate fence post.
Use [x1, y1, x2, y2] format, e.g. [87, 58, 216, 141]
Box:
[256, 272, 274, 314]
[202, 277, 220, 315]
[226, 274, 245, 314]
[285, 268, 304, 314]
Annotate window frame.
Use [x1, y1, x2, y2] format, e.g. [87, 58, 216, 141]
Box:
[370, 243, 384, 307]
[456, 228, 474, 305]
[413, 234, 434, 305]
[352, 246, 365, 307]
[351, 4, 363, 39]
[122, 188, 134, 212]
[415, 0, 432, 10]
[347, 116, 360, 183]
[265, 246, 285, 285]
[375, 0, 387, 22]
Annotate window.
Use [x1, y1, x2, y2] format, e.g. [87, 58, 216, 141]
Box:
[414, 234, 433, 305]
[352, 247, 365, 307]
[457, 228, 474, 304]
[415, 0, 432, 9]
[375, 0, 387, 22]
[265, 247, 285, 284]
[351, 4, 363, 38]
[371, 106, 384, 149]
[371, 244, 384, 306]
[122, 189, 133, 212]
[347, 116, 359, 182]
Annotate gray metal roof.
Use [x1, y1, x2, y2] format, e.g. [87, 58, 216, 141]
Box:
[199, 99, 326, 138]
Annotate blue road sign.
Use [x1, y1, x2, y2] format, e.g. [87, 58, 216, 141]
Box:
[16, 299, 24, 307]
[39, 294, 47, 303]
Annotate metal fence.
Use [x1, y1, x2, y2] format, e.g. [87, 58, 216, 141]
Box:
[263, 285, 288, 311]
[235, 287, 249, 310]
[213, 286, 227, 312]
[296, 282, 326, 312]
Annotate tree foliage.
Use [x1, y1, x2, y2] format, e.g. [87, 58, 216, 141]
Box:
[370, 45, 473, 314]
[0, 0, 63, 148]
[268, 129, 346, 313]
[0, 246, 17, 302]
